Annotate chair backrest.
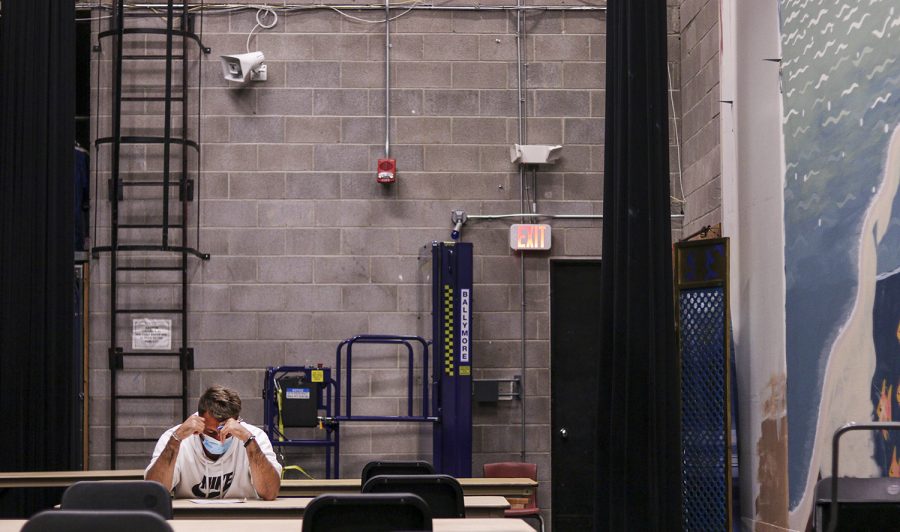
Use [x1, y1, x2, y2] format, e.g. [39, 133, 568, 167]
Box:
[61, 480, 173, 519]
[301, 492, 433, 532]
[22, 510, 173, 532]
[362, 474, 465, 518]
[483, 461, 539, 509]
[361, 460, 436, 484]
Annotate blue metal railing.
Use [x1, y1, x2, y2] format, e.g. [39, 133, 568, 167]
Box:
[335, 334, 435, 421]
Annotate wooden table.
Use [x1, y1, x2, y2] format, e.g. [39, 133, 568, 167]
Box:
[0, 518, 535, 532]
[171, 495, 509, 518]
[0, 469, 140, 488]
[281, 477, 537, 497]
[0, 470, 537, 497]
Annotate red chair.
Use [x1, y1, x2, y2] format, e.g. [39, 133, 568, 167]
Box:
[483, 462, 544, 532]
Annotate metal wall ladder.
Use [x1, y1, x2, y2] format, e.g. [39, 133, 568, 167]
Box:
[92, 0, 210, 468]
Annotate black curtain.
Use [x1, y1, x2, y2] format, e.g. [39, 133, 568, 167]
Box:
[594, 0, 682, 530]
[0, 0, 76, 518]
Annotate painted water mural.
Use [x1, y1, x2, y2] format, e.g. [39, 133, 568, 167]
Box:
[781, 0, 900, 512]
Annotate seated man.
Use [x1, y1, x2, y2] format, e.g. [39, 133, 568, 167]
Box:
[145, 385, 281, 500]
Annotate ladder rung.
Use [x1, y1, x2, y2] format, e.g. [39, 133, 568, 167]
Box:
[116, 394, 184, 400]
[114, 308, 182, 314]
[99, 28, 203, 50]
[123, 11, 190, 18]
[91, 244, 210, 260]
[95, 136, 199, 150]
[119, 224, 183, 229]
[122, 55, 185, 61]
[122, 181, 184, 187]
[119, 351, 183, 357]
[116, 266, 182, 271]
[121, 96, 184, 102]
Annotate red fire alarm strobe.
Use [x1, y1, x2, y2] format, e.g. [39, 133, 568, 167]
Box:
[377, 158, 396, 184]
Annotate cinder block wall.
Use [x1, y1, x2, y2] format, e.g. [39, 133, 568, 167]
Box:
[678, 0, 721, 233]
[87, 0, 683, 524]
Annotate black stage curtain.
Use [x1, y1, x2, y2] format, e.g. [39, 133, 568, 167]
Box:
[594, 0, 682, 530]
[0, 0, 76, 518]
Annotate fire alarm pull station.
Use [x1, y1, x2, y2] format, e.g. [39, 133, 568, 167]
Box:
[377, 158, 396, 184]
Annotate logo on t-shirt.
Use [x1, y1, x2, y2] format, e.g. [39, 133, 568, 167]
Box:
[191, 471, 235, 498]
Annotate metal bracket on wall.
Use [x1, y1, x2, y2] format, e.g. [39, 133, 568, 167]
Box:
[473, 376, 521, 402]
[180, 347, 194, 371]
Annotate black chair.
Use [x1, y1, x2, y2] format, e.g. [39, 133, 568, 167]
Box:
[361, 460, 436, 484]
[362, 474, 465, 518]
[813, 422, 900, 531]
[814, 476, 900, 531]
[301, 493, 433, 532]
[22, 510, 172, 532]
[60, 480, 173, 519]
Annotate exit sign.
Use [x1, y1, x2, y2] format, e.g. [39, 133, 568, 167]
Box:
[510, 224, 552, 251]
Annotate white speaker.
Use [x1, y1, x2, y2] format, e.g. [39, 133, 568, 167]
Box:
[219, 52, 266, 83]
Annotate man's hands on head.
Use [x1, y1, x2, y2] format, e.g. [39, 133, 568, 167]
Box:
[219, 417, 252, 443]
[173, 414, 205, 442]
[150, 411, 279, 499]
[146, 414, 203, 489]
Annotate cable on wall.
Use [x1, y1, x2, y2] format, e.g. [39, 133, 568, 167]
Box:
[667, 62, 686, 211]
[246, 6, 278, 53]
[384, 0, 391, 161]
[326, 0, 420, 24]
[91, 7, 103, 251]
[514, 0, 528, 462]
[196, 0, 205, 252]
[75, 2, 605, 16]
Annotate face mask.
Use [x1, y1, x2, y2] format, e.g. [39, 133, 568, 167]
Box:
[202, 434, 233, 456]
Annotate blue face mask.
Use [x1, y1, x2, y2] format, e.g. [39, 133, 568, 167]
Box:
[202, 435, 233, 456]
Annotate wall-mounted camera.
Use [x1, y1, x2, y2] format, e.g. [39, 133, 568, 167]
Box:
[219, 52, 267, 83]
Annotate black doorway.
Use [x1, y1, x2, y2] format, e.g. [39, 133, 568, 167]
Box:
[550, 259, 601, 530]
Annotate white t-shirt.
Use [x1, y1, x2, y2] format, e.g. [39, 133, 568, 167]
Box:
[144, 420, 282, 499]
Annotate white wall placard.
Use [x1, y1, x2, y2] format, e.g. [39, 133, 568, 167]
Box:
[132, 318, 172, 350]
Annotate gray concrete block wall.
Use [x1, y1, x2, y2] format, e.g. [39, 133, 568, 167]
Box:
[83, 2, 693, 526]
[678, 0, 721, 235]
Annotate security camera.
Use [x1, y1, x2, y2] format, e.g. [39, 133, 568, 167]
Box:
[220, 52, 266, 83]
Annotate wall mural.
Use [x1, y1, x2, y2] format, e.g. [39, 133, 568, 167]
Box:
[781, 0, 900, 514]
